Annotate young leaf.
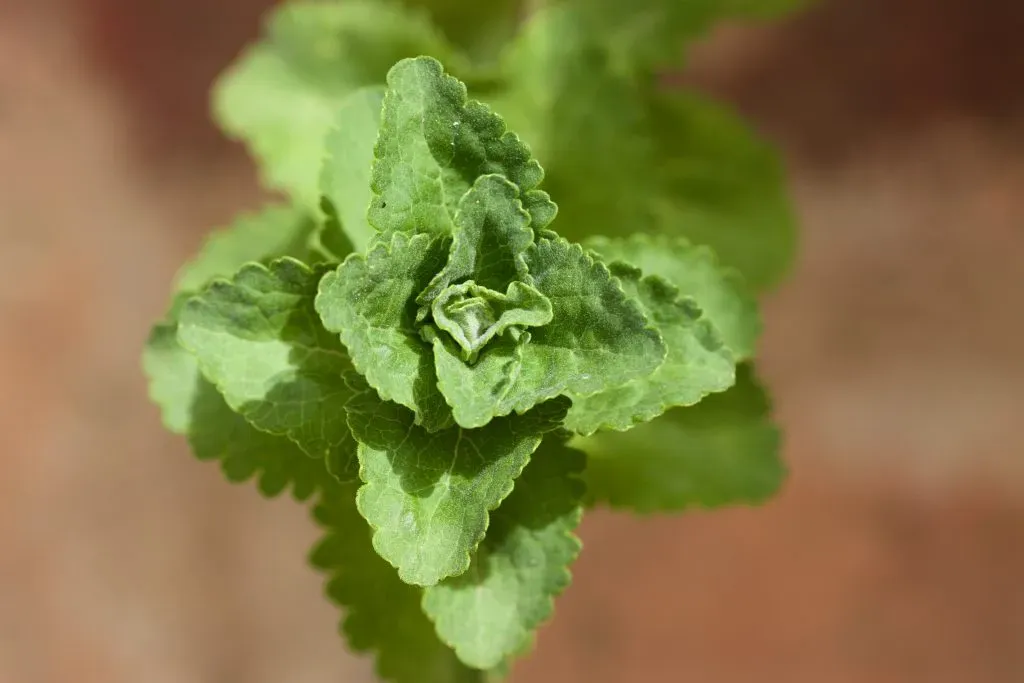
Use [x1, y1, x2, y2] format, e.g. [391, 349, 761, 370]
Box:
[189, 379, 332, 499]
[177, 258, 356, 461]
[369, 56, 555, 237]
[320, 87, 386, 253]
[422, 436, 585, 669]
[576, 364, 785, 512]
[345, 375, 570, 586]
[144, 206, 317, 433]
[585, 234, 761, 359]
[564, 264, 735, 435]
[213, 0, 461, 208]
[429, 238, 667, 430]
[316, 231, 453, 431]
[311, 478, 484, 683]
[417, 174, 536, 304]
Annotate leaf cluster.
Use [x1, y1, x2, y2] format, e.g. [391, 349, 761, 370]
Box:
[144, 1, 800, 679]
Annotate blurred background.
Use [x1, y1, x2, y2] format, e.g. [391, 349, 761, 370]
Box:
[2, 0, 1023, 681]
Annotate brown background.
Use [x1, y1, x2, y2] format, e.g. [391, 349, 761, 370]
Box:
[2, 1, 1023, 681]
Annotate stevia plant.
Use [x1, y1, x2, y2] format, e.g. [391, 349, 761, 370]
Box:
[144, 1, 801, 680]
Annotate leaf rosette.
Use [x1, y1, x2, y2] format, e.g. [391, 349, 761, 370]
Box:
[315, 57, 667, 431]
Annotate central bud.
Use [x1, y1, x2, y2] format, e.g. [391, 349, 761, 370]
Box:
[429, 280, 553, 363]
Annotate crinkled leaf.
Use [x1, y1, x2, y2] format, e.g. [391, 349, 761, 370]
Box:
[576, 364, 784, 512]
[423, 436, 584, 669]
[145, 206, 316, 433]
[320, 87, 386, 253]
[431, 239, 666, 429]
[213, 1, 460, 207]
[177, 258, 356, 461]
[369, 56, 555, 236]
[431, 281, 551, 363]
[311, 477, 483, 683]
[345, 375, 569, 586]
[585, 234, 760, 359]
[188, 378, 330, 499]
[316, 232, 453, 431]
[418, 174, 535, 304]
[492, 10, 796, 291]
[565, 263, 734, 435]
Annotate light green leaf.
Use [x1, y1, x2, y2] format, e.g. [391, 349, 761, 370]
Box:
[492, 10, 796, 291]
[177, 258, 356, 462]
[213, 0, 460, 208]
[430, 238, 666, 430]
[145, 206, 316, 433]
[418, 174, 536, 304]
[311, 477, 483, 683]
[369, 56, 555, 236]
[576, 364, 784, 512]
[345, 376, 569, 586]
[565, 263, 735, 435]
[585, 234, 761, 360]
[142, 304, 201, 435]
[315, 231, 453, 431]
[423, 436, 584, 669]
[320, 87, 386, 253]
[173, 204, 316, 294]
[188, 378, 334, 499]
[431, 281, 551, 363]
[522, 238, 666, 397]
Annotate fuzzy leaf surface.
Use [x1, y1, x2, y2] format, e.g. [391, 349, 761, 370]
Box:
[345, 375, 569, 586]
[369, 56, 555, 237]
[585, 234, 760, 359]
[565, 263, 734, 435]
[213, 1, 459, 208]
[177, 258, 355, 461]
[144, 206, 316, 433]
[431, 238, 665, 429]
[312, 476, 484, 683]
[316, 232, 453, 431]
[576, 364, 784, 512]
[423, 436, 584, 668]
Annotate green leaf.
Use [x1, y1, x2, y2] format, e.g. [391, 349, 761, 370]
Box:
[173, 204, 316, 294]
[307, 200, 354, 263]
[213, 1, 461, 208]
[422, 436, 584, 669]
[402, 0, 524, 63]
[143, 305, 202, 435]
[345, 376, 570, 586]
[369, 56, 555, 237]
[430, 238, 666, 430]
[311, 477, 483, 683]
[177, 258, 356, 462]
[320, 87, 386, 253]
[145, 205, 317, 433]
[492, 11, 796, 291]
[430, 281, 551, 363]
[564, 263, 735, 435]
[316, 231, 453, 431]
[189, 378, 333, 499]
[576, 364, 784, 512]
[584, 234, 761, 360]
[418, 174, 536, 304]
